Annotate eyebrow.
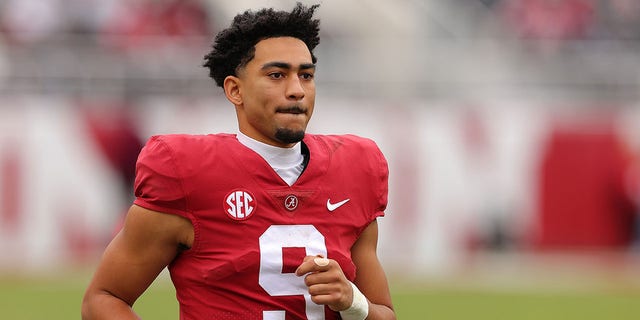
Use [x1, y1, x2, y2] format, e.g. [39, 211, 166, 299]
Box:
[261, 61, 316, 71]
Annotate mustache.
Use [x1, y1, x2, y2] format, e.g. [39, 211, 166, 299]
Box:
[276, 105, 306, 114]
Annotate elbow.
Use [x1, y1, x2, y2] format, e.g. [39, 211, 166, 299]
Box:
[80, 288, 139, 320]
[81, 295, 92, 320]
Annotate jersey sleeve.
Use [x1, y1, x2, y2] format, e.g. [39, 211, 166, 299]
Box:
[367, 139, 389, 221]
[133, 135, 190, 217]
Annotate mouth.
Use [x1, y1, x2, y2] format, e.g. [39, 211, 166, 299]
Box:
[276, 105, 306, 115]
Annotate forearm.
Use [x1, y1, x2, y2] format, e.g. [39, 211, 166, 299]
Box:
[365, 302, 396, 320]
[81, 291, 141, 320]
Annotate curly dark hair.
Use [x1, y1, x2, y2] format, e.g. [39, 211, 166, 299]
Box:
[203, 2, 320, 87]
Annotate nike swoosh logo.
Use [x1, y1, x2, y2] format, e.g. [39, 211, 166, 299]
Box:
[326, 198, 350, 212]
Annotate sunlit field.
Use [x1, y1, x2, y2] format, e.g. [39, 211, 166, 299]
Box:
[2, 255, 640, 320]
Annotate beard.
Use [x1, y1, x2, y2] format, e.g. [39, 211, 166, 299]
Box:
[275, 128, 305, 144]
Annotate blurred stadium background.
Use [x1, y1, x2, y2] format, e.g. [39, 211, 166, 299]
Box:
[1, 0, 640, 318]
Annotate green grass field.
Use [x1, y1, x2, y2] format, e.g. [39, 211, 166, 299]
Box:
[1, 270, 640, 320]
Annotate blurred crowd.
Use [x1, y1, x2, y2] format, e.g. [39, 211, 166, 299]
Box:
[0, 0, 640, 45]
[0, 0, 216, 96]
[0, 0, 638, 94]
[496, 0, 640, 55]
[494, 0, 640, 41]
[2, 0, 638, 44]
[0, 0, 214, 47]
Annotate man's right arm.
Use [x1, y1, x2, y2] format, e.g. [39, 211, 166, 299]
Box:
[81, 205, 193, 319]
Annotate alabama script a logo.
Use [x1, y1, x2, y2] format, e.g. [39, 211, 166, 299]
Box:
[224, 189, 257, 220]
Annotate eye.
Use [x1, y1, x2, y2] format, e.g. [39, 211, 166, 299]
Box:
[300, 72, 314, 80]
[268, 72, 284, 79]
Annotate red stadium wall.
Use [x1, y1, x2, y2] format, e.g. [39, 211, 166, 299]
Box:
[533, 116, 637, 250]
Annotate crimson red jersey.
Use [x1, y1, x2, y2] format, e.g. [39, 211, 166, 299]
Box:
[133, 133, 388, 320]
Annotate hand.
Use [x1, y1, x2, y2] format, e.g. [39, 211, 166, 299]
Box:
[295, 256, 353, 311]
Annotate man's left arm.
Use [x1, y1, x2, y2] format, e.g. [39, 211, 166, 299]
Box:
[295, 220, 396, 319]
[350, 220, 396, 319]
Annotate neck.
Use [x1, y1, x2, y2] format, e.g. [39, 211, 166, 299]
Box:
[236, 132, 305, 186]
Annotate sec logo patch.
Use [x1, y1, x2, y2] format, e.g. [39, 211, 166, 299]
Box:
[224, 189, 257, 220]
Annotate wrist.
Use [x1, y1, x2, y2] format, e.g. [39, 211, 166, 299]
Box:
[339, 281, 369, 320]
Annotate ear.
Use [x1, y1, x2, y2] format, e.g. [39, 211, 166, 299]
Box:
[223, 76, 243, 106]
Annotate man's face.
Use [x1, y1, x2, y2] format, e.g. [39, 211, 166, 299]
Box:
[232, 37, 316, 147]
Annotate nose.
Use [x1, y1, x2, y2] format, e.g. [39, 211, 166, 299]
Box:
[286, 77, 305, 101]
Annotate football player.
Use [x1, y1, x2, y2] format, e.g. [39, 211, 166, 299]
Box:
[82, 3, 395, 319]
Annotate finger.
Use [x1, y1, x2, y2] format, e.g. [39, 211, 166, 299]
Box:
[308, 289, 336, 306]
[309, 292, 339, 307]
[303, 267, 342, 288]
[294, 255, 316, 276]
[306, 282, 351, 310]
[295, 255, 330, 276]
[314, 257, 330, 266]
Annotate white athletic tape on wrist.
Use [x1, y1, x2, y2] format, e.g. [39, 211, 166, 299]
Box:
[339, 281, 369, 320]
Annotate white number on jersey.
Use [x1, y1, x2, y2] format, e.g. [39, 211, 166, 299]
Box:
[259, 225, 328, 320]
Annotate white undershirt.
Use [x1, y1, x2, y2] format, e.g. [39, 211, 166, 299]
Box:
[236, 132, 305, 186]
